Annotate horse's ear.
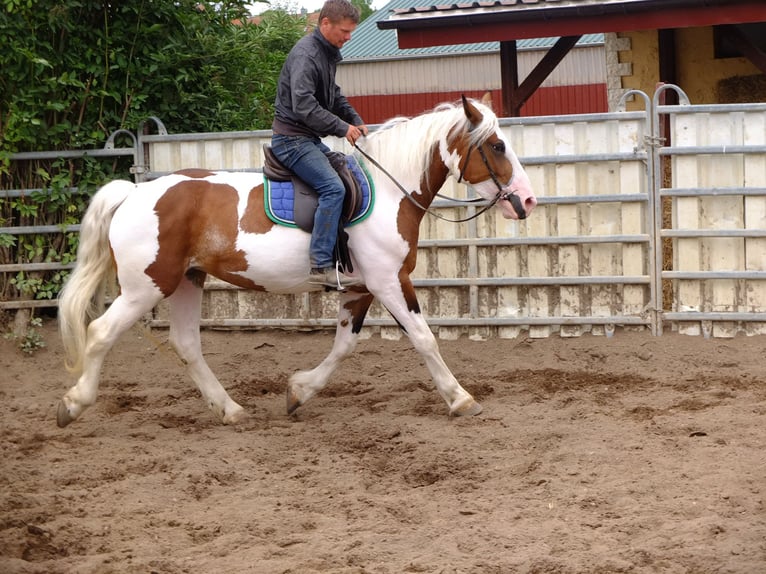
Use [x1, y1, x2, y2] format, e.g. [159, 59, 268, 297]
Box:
[481, 91, 493, 110]
[461, 94, 484, 127]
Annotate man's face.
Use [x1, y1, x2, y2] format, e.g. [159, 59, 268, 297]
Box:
[320, 17, 357, 49]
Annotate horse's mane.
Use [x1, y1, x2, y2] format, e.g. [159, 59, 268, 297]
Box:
[358, 99, 499, 188]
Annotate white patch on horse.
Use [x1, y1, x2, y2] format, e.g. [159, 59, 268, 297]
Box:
[235, 226, 313, 293]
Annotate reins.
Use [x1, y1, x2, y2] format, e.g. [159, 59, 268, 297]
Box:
[353, 143, 504, 223]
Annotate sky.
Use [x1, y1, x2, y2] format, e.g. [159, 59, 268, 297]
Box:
[248, 0, 386, 15]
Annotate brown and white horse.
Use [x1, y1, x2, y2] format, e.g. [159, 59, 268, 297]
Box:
[56, 96, 536, 427]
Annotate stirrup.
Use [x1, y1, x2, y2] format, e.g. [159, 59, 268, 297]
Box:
[309, 263, 361, 292]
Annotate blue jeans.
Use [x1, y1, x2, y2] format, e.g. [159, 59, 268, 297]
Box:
[271, 134, 344, 270]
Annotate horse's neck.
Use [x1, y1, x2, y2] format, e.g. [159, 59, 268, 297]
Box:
[369, 132, 449, 209]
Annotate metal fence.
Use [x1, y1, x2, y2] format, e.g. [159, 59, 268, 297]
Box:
[3, 86, 766, 338]
[652, 86, 766, 337]
[0, 129, 140, 311]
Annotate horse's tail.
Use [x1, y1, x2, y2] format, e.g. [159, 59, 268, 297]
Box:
[59, 179, 134, 376]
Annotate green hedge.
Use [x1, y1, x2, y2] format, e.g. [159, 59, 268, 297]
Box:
[0, 1, 305, 308]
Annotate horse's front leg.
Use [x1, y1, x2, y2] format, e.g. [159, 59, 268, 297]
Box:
[376, 277, 482, 417]
[286, 290, 374, 414]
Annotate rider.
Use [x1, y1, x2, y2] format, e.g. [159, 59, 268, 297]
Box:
[271, 0, 368, 290]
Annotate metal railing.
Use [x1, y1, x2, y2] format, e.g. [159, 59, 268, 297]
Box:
[3, 86, 766, 337]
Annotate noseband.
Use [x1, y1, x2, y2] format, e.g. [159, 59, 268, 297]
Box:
[457, 142, 526, 220]
[353, 134, 527, 223]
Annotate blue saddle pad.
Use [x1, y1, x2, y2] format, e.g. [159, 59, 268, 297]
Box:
[263, 155, 374, 228]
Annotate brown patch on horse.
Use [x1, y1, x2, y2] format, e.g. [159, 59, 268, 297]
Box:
[240, 184, 275, 234]
[396, 149, 438, 275]
[390, 146, 451, 316]
[462, 96, 484, 126]
[174, 169, 216, 179]
[394, 144, 452, 281]
[146, 180, 264, 295]
[457, 97, 513, 187]
[398, 272, 420, 316]
[454, 133, 513, 187]
[343, 293, 375, 334]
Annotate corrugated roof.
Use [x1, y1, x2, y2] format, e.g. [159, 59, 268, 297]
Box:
[341, 0, 603, 61]
[389, 0, 650, 17]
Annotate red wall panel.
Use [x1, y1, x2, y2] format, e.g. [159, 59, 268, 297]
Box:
[348, 84, 608, 125]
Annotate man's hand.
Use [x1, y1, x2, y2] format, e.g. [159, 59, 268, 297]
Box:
[345, 124, 368, 146]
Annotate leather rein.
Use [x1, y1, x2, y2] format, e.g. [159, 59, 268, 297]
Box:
[353, 141, 524, 223]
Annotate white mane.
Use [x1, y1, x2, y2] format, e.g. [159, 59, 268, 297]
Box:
[358, 99, 500, 189]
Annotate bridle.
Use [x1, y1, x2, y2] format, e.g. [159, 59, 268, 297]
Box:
[353, 136, 526, 223]
[457, 141, 526, 220]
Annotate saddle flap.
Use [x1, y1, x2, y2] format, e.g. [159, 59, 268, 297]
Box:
[293, 184, 318, 232]
[326, 151, 362, 221]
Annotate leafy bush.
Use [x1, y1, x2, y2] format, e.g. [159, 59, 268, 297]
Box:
[0, 1, 305, 317]
[1, 1, 305, 148]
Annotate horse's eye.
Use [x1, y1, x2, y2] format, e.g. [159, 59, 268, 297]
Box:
[491, 141, 505, 154]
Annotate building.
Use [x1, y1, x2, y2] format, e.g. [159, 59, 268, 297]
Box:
[375, 0, 766, 113]
[338, 0, 607, 123]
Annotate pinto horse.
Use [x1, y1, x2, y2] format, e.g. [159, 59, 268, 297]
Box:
[56, 96, 536, 428]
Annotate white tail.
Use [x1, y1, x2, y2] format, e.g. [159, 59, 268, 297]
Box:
[58, 180, 134, 376]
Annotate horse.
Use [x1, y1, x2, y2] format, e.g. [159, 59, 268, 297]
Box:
[56, 96, 537, 428]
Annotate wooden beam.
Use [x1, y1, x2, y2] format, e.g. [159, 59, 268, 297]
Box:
[658, 29, 678, 105]
[720, 24, 766, 74]
[499, 36, 581, 117]
[390, 4, 765, 50]
[518, 36, 581, 106]
[499, 41, 518, 117]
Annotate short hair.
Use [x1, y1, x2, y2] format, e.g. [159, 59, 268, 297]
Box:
[319, 0, 360, 24]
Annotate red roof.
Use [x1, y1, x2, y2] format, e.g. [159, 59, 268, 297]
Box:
[378, 0, 766, 48]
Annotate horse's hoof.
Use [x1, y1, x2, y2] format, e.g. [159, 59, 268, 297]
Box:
[222, 405, 247, 425]
[286, 384, 303, 415]
[450, 398, 483, 417]
[56, 401, 75, 428]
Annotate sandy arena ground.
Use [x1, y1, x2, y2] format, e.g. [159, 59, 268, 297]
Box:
[1, 320, 765, 573]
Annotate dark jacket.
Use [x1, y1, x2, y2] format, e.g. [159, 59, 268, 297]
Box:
[272, 28, 363, 139]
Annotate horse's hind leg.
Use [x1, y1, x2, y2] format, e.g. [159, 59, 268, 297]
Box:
[167, 273, 245, 424]
[57, 295, 161, 427]
[287, 291, 374, 414]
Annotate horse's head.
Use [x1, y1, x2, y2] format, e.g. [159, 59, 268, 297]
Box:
[449, 96, 537, 220]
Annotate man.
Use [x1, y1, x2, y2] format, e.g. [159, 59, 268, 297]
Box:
[271, 0, 368, 290]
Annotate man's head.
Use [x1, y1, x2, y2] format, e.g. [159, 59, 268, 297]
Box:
[318, 0, 361, 49]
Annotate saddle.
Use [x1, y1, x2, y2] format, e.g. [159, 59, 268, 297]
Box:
[262, 145, 365, 233]
[262, 145, 373, 274]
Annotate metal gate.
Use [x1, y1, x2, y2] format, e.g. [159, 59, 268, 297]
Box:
[140, 103, 655, 339]
[0, 130, 140, 312]
[651, 86, 766, 337]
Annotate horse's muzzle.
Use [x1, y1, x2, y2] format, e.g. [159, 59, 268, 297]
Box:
[502, 191, 527, 220]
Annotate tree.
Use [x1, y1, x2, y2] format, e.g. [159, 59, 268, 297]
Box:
[0, 0, 306, 331]
[352, 0, 374, 22]
[0, 0, 306, 152]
